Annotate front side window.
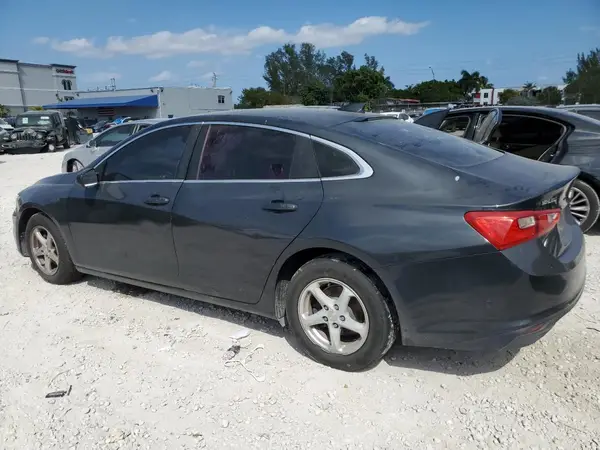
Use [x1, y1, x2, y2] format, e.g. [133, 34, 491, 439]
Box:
[101, 125, 192, 181]
[193, 125, 318, 180]
[94, 125, 136, 147]
[440, 115, 471, 137]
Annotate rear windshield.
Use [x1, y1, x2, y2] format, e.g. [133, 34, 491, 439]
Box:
[337, 118, 502, 168]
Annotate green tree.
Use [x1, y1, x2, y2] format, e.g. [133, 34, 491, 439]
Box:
[536, 86, 562, 105]
[458, 70, 492, 98]
[499, 89, 520, 104]
[563, 48, 600, 104]
[28, 106, 44, 111]
[506, 96, 540, 106]
[300, 81, 330, 105]
[0, 104, 9, 117]
[394, 80, 463, 103]
[334, 65, 392, 102]
[521, 81, 537, 97]
[236, 87, 289, 109]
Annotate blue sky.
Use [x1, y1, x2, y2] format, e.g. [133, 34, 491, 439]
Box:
[2, 0, 599, 100]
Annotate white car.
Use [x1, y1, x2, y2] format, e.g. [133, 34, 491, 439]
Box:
[379, 111, 415, 123]
[61, 119, 166, 172]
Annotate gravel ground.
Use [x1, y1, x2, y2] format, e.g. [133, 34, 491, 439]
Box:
[1, 151, 599, 450]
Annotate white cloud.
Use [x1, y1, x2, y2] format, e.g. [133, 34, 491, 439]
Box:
[32, 36, 50, 44]
[82, 72, 122, 82]
[40, 16, 429, 59]
[149, 70, 173, 82]
[187, 60, 206, 68]
[51, 38, 109, 58]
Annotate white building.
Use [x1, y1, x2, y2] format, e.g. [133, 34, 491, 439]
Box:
[0, 59, 78, 115]
[472, 84, 567, 106]
[42, 86, 233, 121]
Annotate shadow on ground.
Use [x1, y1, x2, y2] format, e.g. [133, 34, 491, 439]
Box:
[84, 276, 518, 376]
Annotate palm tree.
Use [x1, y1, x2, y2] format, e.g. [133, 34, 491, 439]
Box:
[459, 70, 493, 98]
[522, 81, 537, 97]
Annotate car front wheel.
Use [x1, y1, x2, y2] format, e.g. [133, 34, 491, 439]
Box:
[25, 213, 81, 285]
[285, 254, 397, 371]
[569, 179, 600, 233]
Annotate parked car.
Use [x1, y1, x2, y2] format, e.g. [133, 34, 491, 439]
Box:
[1, 110, 71, 154]
[416, 106, 600, 232]
[13, 109, 586, 371]
[61, 119, 166, 172]
[557, 104, 600, 122]
[379, 111, 415, 123]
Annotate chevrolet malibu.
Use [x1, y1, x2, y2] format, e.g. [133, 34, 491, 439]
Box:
[13, 108, 586, 371]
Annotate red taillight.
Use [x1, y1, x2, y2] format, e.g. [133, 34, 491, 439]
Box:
[465, 209, 561, 250]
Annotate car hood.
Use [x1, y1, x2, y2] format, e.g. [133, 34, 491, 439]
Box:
[34, 172, 78, 186]
[12, 126, 53, 133]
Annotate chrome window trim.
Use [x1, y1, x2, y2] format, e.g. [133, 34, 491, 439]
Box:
[92, 120, 374, 184]
[93, 122, 200, 169]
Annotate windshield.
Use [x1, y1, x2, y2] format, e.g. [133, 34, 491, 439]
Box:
[16, 114, 53, 127]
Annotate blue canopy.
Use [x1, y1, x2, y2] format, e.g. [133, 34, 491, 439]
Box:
[43, 94, 158, 109]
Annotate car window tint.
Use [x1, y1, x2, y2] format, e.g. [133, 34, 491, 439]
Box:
[195, 125, 318, 180]
[313, 142, 359, 177]
[95, 125, 135, 147]
[440, 115, 471, 137]
[102, 125, 192, 181]
[338, 118, 502, 168]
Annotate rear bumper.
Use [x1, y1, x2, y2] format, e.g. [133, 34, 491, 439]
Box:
[383, 238, 586, 352]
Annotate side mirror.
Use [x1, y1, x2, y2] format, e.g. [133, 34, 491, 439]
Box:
[76, 168, 99, 187]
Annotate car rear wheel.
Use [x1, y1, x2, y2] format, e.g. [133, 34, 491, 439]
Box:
[569, 179, 600, 233]
[285, 255, 397, 371]
[25, 213, 81, 285]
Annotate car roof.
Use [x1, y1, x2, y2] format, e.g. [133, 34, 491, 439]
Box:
[134, 118, 168, 125]
[165, 107, 368, 132]
[19, 110, 60, 115]
[557, 104, 600, 109]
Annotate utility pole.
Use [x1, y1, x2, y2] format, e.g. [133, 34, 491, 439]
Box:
[429, 66, 435, 80]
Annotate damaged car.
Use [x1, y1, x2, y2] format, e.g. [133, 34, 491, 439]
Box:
[1, 110, 71, 154]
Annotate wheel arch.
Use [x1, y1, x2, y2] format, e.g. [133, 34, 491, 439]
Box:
[264, 240, 407, 339]
[17, 205, 61, 256]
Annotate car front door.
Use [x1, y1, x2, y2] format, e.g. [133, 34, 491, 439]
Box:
[67, 123, 199, 284]
[171, 123, 324, 304]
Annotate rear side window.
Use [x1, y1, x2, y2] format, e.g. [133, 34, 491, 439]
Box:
[338, 119, 502, 168]
[313, 142, 359, 178]
[440, 115, 470, 137]
[193, 124, 318, 180]
[578, 110, 600, 121]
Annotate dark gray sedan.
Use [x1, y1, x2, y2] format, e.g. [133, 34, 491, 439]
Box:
[13, 108, 586, 371]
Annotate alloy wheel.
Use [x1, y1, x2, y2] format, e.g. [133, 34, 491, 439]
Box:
[297, 278, 369, 355]
[569, 187, 590, 225]
[30, 226, 60, 276]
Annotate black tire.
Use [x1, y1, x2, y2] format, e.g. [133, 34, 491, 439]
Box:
[285, 254, 397, 371]
[68, 159, 83, 173]
[570, 179, 600, 233]
[25, 213, 81, 285]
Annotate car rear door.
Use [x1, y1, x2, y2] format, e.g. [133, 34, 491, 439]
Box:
[171, 123, 324, 304]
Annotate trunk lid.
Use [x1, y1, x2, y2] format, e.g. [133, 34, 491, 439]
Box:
[458, 153, 580, 258]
